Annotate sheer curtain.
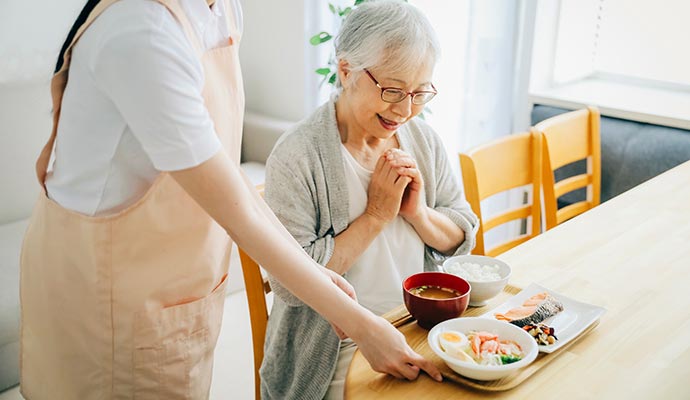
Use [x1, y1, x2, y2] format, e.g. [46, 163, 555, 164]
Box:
[413, 0, 536, 249]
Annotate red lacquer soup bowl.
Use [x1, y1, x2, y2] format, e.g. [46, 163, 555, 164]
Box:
[403, 272, 471, 329]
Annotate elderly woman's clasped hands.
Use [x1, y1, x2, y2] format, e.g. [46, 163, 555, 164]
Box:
[366, 148, 425, 224]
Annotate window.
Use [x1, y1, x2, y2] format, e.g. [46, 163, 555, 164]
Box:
[530, 0, 690, 129]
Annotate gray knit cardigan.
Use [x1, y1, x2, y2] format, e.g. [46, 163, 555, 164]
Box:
[259, 99, 478, 400]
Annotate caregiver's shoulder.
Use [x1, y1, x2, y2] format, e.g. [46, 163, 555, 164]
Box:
[82, 0, 189, 59]
[87, 0, 178, 38]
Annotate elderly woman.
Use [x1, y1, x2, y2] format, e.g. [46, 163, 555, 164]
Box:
[260, 1, 478, 399]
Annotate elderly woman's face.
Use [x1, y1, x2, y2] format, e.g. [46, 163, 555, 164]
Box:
[341, 61, 435, 137]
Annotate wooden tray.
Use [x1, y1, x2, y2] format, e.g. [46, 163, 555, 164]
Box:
[381, 284, 601, 392]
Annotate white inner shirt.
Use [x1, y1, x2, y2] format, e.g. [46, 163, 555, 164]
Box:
[340, 145, 425, 316]
[46, 0, 241, 216]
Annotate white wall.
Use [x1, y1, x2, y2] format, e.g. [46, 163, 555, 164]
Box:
[0, 83, 53, 224]
[239, 0, 314, 122]
[0, 0, 83, 224]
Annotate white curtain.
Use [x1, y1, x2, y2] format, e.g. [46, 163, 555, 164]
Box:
[415, 0, 536, 248]
[463, 0, 537, 248]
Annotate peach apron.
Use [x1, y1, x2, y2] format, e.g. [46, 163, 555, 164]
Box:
[19, 0, 244, 398]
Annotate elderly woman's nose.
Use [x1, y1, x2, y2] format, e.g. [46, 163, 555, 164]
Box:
[390, 97, 413, 119]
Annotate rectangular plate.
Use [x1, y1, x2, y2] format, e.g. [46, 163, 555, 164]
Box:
[480, 283, 606, 353]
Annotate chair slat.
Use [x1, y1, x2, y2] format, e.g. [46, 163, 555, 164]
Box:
[554, 173, 592, 198]
[487, 235, 531, 257]
[557, 201, 592, 224]
[484, 205, 531, 232]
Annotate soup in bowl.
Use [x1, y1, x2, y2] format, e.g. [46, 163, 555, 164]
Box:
[403, 272, 471, 329]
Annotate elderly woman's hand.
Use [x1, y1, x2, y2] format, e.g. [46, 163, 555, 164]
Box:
[365, 153, 412, 224]
[384, 149, 426, 223]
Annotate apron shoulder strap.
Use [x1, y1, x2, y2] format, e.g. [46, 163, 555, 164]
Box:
[36, 0, 120, 189]
[224, 0, 243, 45]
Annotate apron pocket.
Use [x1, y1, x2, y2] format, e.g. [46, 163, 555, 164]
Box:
[133, 275, 228, 400]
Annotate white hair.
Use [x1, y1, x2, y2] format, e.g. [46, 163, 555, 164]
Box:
[334, 0, 440, 89]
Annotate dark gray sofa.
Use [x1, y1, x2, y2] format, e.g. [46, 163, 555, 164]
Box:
[531, 105, 690, 207]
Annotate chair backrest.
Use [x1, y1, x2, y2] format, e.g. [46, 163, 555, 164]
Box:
[238, 185, 271, 400]
[459, 131, 542, 256]
[534, 106, 601, 230]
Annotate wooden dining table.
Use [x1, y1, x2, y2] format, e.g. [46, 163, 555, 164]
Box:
[345, 160, 690, 399]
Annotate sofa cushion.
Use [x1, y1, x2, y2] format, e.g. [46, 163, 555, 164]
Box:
[241, 112, 293, 165]
[532, 105, 690, 205]
[240, 161, 267, 187]
[0, 218, 29, 392]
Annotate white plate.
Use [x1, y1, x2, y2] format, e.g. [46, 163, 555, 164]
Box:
[480, 283, 606, 353]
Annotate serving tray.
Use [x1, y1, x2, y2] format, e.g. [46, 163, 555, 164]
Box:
[380, 284, 601, 391]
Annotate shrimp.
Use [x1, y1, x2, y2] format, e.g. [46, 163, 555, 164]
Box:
[499, 340, 522, 356]
[481, 339, 500, 354]
[471, 334, 481, 355]
[476, 331, 498, 342]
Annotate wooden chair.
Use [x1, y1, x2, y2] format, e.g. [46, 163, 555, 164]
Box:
[459, 131, 542, 256]
[239, 247, 271, 400]
[534, 106, 601, 230]
[238, 184, 271, 400]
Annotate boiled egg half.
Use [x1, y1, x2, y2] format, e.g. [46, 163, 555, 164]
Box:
[438, 330, 474, 362]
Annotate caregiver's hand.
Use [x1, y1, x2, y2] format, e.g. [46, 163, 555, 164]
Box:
[365, 153, 411, 223]
[351, 314, 442, 381]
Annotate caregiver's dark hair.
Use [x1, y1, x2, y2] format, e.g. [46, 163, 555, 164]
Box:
[55, 0, 103, 73]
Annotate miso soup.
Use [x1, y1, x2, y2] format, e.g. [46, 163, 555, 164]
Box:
[409, 285, 460, 299]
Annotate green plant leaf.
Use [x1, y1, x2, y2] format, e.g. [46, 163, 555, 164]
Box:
[309, 32, 333, 46]
[315, 67, 331, 76]
[329, 3, 337, 14]
[340, 6, 352, 16]
[328, 72, 337, 85]
[354, 0, 365, 5]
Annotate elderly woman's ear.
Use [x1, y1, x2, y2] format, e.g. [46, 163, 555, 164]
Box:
[337, 60, 354, 89]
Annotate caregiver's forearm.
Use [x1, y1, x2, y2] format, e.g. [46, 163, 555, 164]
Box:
[170, 150, 372, 336]
[238, 172, 341, 283]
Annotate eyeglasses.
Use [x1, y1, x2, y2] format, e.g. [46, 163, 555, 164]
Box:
[364, 69, 437, 105]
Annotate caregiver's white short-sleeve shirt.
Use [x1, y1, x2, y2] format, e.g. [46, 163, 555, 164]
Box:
[46, 0, 241, 216]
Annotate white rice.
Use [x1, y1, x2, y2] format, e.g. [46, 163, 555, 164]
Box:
[445, 261, 502, 282]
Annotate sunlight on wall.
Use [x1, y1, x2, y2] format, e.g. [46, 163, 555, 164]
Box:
[411, 0, 470, 177]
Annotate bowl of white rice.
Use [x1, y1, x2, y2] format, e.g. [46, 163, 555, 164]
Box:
[442, 255, 511, 307]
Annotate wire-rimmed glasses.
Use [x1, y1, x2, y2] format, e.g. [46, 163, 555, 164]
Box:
[364, 69, 437, 105]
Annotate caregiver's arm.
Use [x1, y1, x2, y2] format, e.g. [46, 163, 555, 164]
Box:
[170, 150, 441, 382]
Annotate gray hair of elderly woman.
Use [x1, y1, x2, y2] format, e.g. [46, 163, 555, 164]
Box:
[334, 0, 440, 90]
